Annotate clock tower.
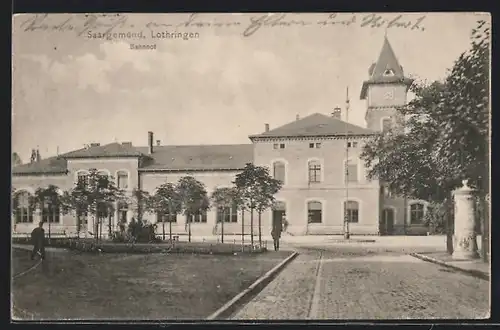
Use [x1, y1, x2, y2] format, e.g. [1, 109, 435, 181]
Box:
[360, 36, 413, 132]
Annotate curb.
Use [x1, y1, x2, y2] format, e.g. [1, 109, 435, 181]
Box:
[206, 251, 299, 320]
[410, 253, 489, 281]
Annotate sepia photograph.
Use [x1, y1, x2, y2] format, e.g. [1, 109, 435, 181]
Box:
[11, 12, 490, 321]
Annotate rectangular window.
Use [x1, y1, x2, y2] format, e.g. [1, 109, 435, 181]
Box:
[309, 143, 314, 148]
[273, 144, 279, 149]
[307, 201, 322, 223]
[308, 162, 321, 183]
[347, 141, 358, 148]
[315, 143, 322, 149]
[217, 204, 238, 223]
[117, 173, 128, 189]
[344, 201, 359, 223]
[345, 162, 358, 183]
[157, 211, 177, 223]
[273, 162, 286, 183]
[280, 144, 285, 149]
[77, 207, 88, 225]
[41, 200, 60, 223]
[410, 204, 425, 224]
[189, 211, 208, 223]
[347, 142, 351, 148]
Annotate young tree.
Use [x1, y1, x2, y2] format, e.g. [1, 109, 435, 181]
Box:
[234, 163, 283, 248]
[211, 187, 239, 244]
[67, 169, 124, 242]
[151, 182, 182, 241]
[176, 176, 210, 242]
[361, 20, 490, 255]
[254, 173, 282, 247]
[34, 185, 67, 242]
[129, 188, 152, 223]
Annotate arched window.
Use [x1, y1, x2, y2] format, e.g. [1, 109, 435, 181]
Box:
[117, 171, 129, 189]
[382, 118, 392, 132]
[14, 191, 34, 223]
[410, 203, 425, 224]
[308, 160, 321, 183]
[345, 159, 358, 183]
[42, 198, 60, 224]
[307, 201, 322, 223]
[273, 161, 286, 183]
[344, 200, 359, 223]
[217, 204, 238, 223]
[77, 170, 89, 186]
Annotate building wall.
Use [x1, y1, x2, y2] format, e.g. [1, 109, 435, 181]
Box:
[140, 171, 259, 237]
[252, 136, 380, 235]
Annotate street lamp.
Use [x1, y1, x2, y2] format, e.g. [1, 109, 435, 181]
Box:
[344, 87, 351, 240]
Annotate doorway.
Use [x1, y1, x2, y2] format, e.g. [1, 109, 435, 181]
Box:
[382, 208, 395, 235]
[272, 201, 286, 232]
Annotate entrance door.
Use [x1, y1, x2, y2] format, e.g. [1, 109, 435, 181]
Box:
[272, 201, 286, 233]
[382, 208, 395, 235]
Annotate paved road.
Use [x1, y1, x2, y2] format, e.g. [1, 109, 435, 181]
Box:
[231, 244, 490, 320]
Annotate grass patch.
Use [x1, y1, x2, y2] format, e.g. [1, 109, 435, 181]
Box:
[11, 247, 291, 320]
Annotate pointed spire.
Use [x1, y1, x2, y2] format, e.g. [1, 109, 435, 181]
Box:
[370, 36, 404, 80]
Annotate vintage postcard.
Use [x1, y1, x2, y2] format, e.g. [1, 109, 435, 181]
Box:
[11, 12, 490, 321]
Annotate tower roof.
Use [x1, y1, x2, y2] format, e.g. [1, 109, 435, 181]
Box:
[360, 36, 413, 100]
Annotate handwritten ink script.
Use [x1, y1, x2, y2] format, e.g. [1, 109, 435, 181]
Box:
[19, 13, 427, 38]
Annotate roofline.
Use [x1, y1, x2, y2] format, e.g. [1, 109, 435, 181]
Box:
[12, 170, 68, 176]
[63, 155, 143, 159]
[249, 133, 376, 141]
[139, 167, 245, 173]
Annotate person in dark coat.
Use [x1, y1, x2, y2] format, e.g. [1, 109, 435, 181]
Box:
[271, 221, 283, 251]
[31, 221, 46, 260]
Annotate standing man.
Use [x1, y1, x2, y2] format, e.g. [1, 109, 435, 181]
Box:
[271, 216, 283, 251]
[31, 222, 46, 260]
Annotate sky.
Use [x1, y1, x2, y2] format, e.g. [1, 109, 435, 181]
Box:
[12, 12, 489, 163]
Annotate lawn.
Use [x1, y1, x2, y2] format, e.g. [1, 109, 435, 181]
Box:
[11, 247, 292, 320]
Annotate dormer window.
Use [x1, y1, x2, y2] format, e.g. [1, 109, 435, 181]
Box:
[383, 69, 395, 76]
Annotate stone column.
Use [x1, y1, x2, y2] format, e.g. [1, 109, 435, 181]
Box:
[452, 180, 479, 260]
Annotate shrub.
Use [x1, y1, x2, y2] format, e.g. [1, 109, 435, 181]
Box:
[423, 201, 453, 235]
[127, 219, 160, 243]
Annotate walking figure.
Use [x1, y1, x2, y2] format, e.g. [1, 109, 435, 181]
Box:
[31, 222, 46, 260]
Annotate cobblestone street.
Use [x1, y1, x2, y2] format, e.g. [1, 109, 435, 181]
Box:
[231, 245, 489, 320]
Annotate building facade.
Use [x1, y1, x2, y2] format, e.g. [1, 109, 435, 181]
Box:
[12, 37, 430, 238]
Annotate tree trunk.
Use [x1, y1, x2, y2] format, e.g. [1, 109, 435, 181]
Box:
[169, 217, 173, 242]
[99, 217, 103, 241]
[221, 209, 225, 244]
[241, 209, 245, 251]
[162, 218, 166, 241]
[258, 211, 262, 248]
[188, 216, 192, 243]
[108, 213, 112, 239]
[250, 208, 254, 247]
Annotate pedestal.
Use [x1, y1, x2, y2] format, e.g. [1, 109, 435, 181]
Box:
[452, 180, 480, 260]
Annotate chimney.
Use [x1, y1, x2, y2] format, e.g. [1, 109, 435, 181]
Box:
[156, 140, 161, 146]
[265, 123, 270, 132]
[331, 107, 341, 120]
[296, 114, 300, 121]
[148, 131, 154, 154]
